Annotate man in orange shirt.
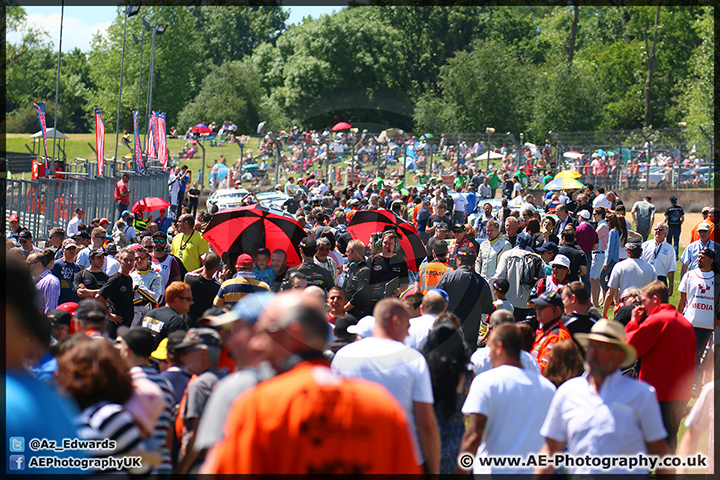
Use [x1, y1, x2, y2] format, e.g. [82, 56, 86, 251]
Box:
[689, 207, 717, 243]
[530, 290, 571, 374]
[202, 291, 421, 474]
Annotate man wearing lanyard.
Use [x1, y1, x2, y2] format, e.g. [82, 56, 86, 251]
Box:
[171, 214, 210, 273]
[641, 222, 677, 294]
[680, 222, 720, 280]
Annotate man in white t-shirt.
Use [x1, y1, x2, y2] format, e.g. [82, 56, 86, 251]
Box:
[592, 187, 612, 209]
[404, 290, 447, 351]
[535, 319, 671, 476]
[450, 186, 468, 225]
[677, 247, 717, 368]
[458, 323, 555, 475]
[603, 241, 657, 318]
[67, 208, 84, 236]
[470, 310, 540, 376]
[332, 298, 440, 473]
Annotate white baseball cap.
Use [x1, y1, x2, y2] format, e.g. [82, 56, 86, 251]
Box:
[549, 254, 571, 269]
[346, 315, 375, 338]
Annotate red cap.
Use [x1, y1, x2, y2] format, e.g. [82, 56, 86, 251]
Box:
[9, 214, 19, 222]
[236, 253, 254, 266]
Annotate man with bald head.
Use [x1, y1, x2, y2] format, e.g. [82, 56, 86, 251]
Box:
[332, 298, 441, 473]
[203, 292, 420, 474]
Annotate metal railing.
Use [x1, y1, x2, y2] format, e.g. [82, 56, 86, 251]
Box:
[3, 169, 169, 242]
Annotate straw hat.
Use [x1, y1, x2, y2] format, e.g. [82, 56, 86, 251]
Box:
[574, 319, 637, 368]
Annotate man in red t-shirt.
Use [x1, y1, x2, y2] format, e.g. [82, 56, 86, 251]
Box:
[114, 173, 131, 220]
[626, 280, 696, 452]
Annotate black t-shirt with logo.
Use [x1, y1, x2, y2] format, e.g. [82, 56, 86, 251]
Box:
[665, 205, 684, 227]
[98, 272, 135, 327]
[73, 269, 109, 292]
[140, 306, 190, 343]
[368, 254, 409, 302]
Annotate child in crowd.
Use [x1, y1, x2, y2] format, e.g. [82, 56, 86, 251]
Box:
[253, 248, 276, 286]
[492, 278, 514, 314]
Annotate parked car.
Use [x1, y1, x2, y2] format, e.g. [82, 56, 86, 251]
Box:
[254, 191, 290, 211]
[206, 186, 250, 211]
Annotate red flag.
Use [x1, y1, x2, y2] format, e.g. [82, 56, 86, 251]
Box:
[146, 112, 157, 158]
[156, 112, 168, 171]
[94, 108, 105, 176]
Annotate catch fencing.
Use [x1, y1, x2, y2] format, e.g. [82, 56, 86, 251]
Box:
[3, 168, 169, 242]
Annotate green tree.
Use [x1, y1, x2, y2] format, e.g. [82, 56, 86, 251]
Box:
[189, 6, 288, 66]
[414, 40, 531, 135]
[678, 5, 713, 148]
[373, 6, 483, 96]
[177, 58, 264, 132]
[87, 6, 205, 133]
[254, 8, 412, 130]
[527, 60, 607, 140]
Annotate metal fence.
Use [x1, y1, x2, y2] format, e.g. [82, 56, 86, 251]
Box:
[3, 168, 169, 242]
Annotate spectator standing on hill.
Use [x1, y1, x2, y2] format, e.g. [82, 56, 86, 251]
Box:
[664, 195, 684, 258]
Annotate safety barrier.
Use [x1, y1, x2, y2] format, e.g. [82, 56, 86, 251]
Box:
[3, 169, 169, 242]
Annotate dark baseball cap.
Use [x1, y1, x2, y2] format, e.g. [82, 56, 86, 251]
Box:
[74, 299, 107, 324]
[530, 290, 564, 309]
[436, 222, 449, 231]
[699, 247, 715, 260]
[47, 309, 73, 327]
[104, 242, 118, 255]
[299, 237, 317, 252]
[73, 231, 91, 241]
[121, 327, 158, 358]
[152, 231, 167, 240]
[493, 278, 510, 295]
[18, 230, 32, 240]
[536, 241, 559, 254]
[457, 246, 476, 261]
[89, 248, 106, 258]
[174, 328, 223, 350]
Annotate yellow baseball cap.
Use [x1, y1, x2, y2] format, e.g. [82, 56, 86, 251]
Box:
[150, 337, 168, 361]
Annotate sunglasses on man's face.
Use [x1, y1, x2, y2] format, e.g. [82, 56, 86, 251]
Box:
[153, 238, 166, 244]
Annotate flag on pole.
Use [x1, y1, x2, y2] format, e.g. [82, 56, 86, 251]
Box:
[133, 111, 146, 174]
[156, 112, 168, 171]
[146, 112, 157, 158]
[152, 112, 161, 167]
[32, 102, 50, 175]
[94, 108, 105, 176]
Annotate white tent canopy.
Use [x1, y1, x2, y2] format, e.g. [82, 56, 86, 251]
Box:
[31, 128, 69, 140]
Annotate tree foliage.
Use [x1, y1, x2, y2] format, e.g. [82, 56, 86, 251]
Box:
[177, 58, 263, 132]
[4, 5, 713, 146]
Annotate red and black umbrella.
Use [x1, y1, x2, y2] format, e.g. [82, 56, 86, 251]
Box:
[132, 196, 171, 214]
[202, 204, 305, 267]
[347, 209, 428, 271]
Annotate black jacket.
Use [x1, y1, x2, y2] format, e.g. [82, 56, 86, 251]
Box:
[344, 259, 372, 319]
[436, 265, 494, 352]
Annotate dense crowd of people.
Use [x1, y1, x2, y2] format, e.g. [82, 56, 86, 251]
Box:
[6, 154, 717, 475]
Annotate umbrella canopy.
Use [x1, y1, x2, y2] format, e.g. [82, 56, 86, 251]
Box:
[554, 170, 582, 179]
[476, 150, 504, 160]
[544, 177, 585, 191]
[347, 209, 428, 271]
[331, 122, 352, 131]
[31, 128, 69, 140]
[377, 128, 404, 143]
[562, 151, 584, 159]
[131, 197, 171, 214]
[419, 133, 434, 141]
[202, 204, 306, 267]
[191, 123, 212, 134]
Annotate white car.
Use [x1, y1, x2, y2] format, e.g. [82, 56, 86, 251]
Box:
[254, 191, 290, 211]
[206, 187, 250, 211]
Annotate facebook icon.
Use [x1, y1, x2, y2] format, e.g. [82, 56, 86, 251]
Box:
[9, 455, 25, 470]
